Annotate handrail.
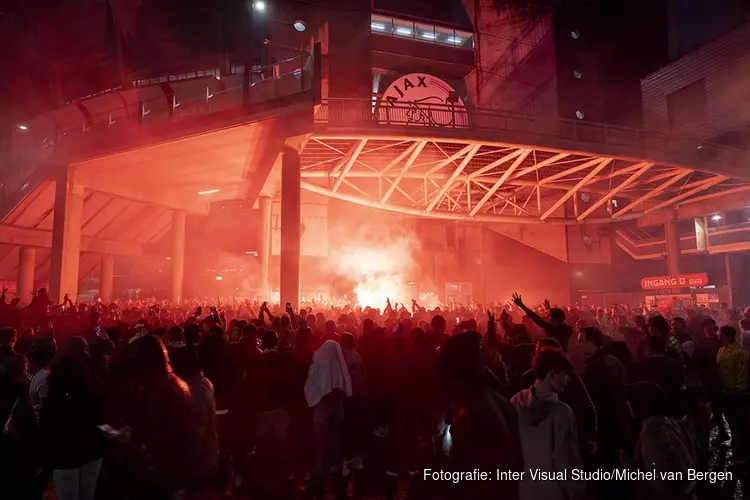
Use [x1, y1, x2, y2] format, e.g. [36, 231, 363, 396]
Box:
[314, 97, 750, 179]
[2, 51, 317, 220]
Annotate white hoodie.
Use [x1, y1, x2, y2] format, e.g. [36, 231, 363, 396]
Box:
[304, 341, 353, 407]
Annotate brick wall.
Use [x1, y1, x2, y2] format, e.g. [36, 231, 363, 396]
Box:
[641, 22, 750, 139]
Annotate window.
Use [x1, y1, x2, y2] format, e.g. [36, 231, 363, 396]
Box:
[370, 14, 474, 49]
[666, 79, 708, 129]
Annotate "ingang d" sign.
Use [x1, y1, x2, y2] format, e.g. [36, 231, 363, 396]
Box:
[640, 273, 709, 290]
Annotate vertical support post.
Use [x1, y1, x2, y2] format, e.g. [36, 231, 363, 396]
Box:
[725, 253, 734, 308]
[171, 210, 186, 304]
[100, 254, 115, 303]
[665, 218, 681, 277]
[17, 246, 36, 306]
[280, 145, 301, 308]
[49, 168, 83, 303]
[258, 195, 272, 299]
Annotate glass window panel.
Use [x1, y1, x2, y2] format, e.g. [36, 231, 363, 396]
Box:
[371, 14, 393, 34]
[393, 19, 415, 38]
[454, 29, 474, 48]
[415, 23, 436, 42]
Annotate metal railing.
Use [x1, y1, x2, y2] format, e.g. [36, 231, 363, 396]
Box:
[314, 98, 750, 178]
[3, 52, 317, 217]
[616, 222, 750, 258]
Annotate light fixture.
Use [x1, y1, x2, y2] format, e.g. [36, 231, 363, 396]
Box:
[371, 22, 386, 31]
[198, 189, 220, 195]
[573, 70, 582, 79]
[246, 251, 258, 256]
[712, 214, 722, 221]
[293, 20, 306, 32]
[422, 32, 436, 39]
[253, 0, 266, 12]
[216, 276, 223, 281]
[446, 37, 463, 44]
[575, 110, 585, 120]
[15, 124, 28, 131]
[166, 257, 171, 260]
[395, 27, 412, 35]
[571, 29, 580, 39]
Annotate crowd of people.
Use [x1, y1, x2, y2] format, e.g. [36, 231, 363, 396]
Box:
[0, 287, 747, 500]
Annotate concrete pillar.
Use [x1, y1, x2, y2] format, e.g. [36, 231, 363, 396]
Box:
[49, 169, 84, 303]
[171, 210, 186, 303]
[258, 195, 272, 299]
[280, 146, 301, 308]
[665, 219, 681, 276]
[100, 254, 115, 303]
[17, 246, 36, 306]
[726, 253, 734, 308]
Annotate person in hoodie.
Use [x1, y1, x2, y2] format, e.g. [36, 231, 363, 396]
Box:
[304, 340, 352, 500]
[716, 325, 749, 459]
[511, 348, 585, 500]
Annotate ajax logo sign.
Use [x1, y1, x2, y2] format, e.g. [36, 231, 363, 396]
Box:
[378, 73, 468, 127]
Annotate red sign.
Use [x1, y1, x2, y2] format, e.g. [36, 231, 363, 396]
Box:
[640, 273, 709, 290]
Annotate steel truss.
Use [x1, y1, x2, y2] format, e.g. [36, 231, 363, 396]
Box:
[299, 136, 749, 224]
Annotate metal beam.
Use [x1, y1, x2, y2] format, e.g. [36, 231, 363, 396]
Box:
[426, 144, 481, 212]
[468, 149, 525, 179]
[470, 149, 531, 217]
[538, 157, 609, 186]
[381, 141, 427, 204]
[425, 145, 476, 176]
[644, 175, 728, 214]
[332, 139, 367, 193]
[511, 152, 570, 180]
[380, 141, 422, 176]
[577, 162, 654, 221]
[0, 224, 141, 256]
[612, 170, 691, 218]
[541, 158, 611, 221]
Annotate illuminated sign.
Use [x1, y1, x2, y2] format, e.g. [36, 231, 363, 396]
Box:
[640, 273, 709, 290]
[379, 73, 468, 127]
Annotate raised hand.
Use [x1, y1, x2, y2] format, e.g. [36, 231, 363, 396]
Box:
[543, 298, 551, 310]
[511, 293, 523, 306]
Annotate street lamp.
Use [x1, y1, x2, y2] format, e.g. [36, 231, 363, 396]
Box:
[253, 0, 266, 12]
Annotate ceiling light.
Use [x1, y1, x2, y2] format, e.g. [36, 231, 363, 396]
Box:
[293, 20, 306, 32]
[16, 124, 28, 131]
[371, 23, 385, 31]
[253, 0, 266, 12]
[246, 251, 258, 256]
[216, 276, 223, 281]
[198, 189, 220, 195]
[712, 214, 722, 221]
[446, 37, 463, 44]
[422, 33, 436, 39]
[395, 27, 412, 35]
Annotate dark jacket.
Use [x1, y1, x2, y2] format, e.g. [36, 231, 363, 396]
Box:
[582, 349, 631, 451]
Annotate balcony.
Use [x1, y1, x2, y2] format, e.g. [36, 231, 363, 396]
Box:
[370, 14, 474, 49]
[615, 222, 750, 259]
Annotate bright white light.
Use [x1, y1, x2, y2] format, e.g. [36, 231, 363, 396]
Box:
[216, 276, 223, 281]
[16, 124, 28, 131]
[253, 0, 266, 12]
[246, 251, 258, 256]
[294, 20, 306, 32]
[395, 27, 412, 35]
[446, 37, 463, 44]
[166, 257, 171, 260]
[371, 23, 385, 31]
[576, 110, 585, 119]
[712, 214, 722, 221]
[422, 33, 436, 39]
[198, 189, 220, 195]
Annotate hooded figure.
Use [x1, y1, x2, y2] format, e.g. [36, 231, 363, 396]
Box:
[304, 340, 352, 408]
[511, 348, 585, 500]
[304, 341, 353, 499]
